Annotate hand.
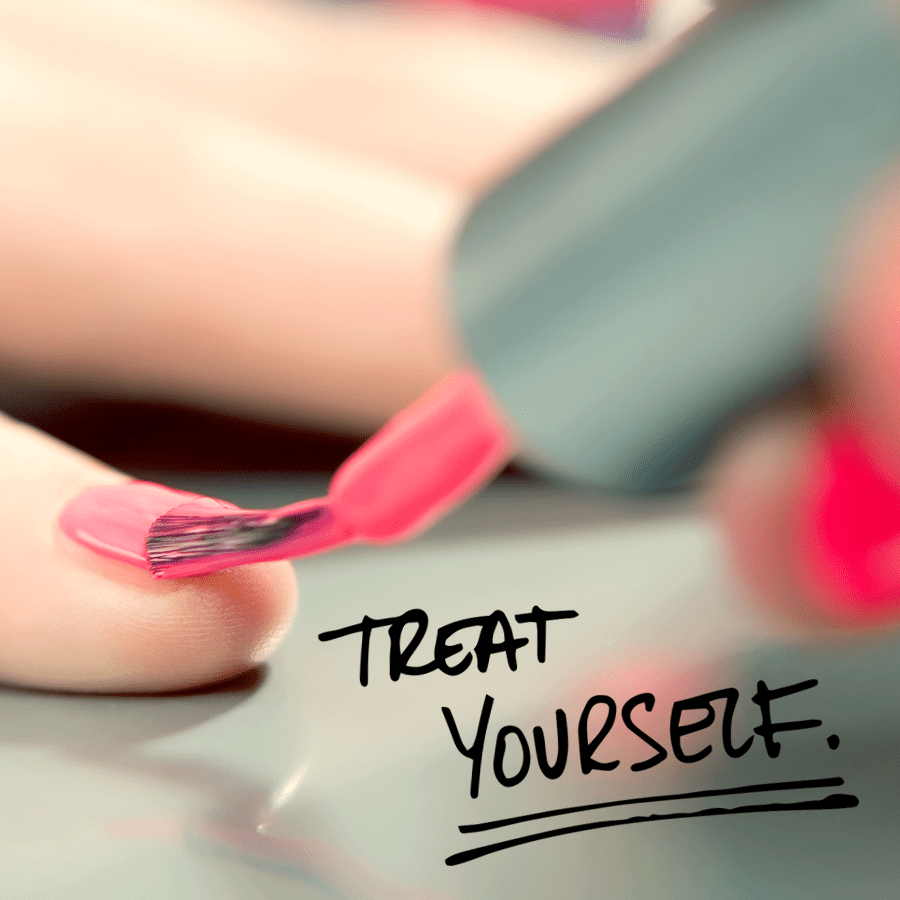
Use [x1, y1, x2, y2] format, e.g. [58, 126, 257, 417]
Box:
[0, 0, 627, 691]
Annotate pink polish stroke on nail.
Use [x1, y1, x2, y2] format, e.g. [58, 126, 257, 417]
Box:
[147, 497, 352, 579]
[58, 482, 233, 569]
[798, 424, 900, 621]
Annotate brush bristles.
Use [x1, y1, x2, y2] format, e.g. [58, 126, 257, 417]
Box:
[146, 507, 329, 571]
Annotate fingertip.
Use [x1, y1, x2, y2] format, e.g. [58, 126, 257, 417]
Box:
[710, 410, 900, 638]
[791, 421, 900, 633]
[54, 492, 300, 692]
[51, 486, 300, 693]
[0, 415, 299, 693]
[98, 561, 299, 694]
[40, 518, 299, 692]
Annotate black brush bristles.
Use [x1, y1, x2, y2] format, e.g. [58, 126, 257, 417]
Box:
[146, 506, 330, 572]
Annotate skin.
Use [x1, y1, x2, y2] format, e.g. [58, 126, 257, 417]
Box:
[0, 0, 895, 691]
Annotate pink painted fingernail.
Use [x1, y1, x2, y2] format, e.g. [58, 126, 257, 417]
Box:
[58, 482, 233, 569]
[415, 0, 650, 38]
[796, 423, 900, 623]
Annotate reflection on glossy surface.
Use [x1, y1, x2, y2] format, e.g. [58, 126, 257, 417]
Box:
[2, 478, 900, 897]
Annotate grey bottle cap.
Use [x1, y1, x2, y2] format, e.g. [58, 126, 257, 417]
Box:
[450, 0, 900, 491]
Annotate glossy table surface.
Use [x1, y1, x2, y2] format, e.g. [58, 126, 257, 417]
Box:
[2, 476, 898, 899]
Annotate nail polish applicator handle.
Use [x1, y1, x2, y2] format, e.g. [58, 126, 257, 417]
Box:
[328, 369, 514, 543]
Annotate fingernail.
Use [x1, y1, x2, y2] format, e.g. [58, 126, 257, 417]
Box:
[59, 482, 232, 571]
[796, 423, 900, 623]
[422, 0, 650, 38]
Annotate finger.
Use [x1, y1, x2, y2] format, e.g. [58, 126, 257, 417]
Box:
[0, 34, 461, 432]
[0, 412, 296, 692]
[0, 0, 670, 188]
[0, 0, 705, 436]
[708, 169, 900, 633]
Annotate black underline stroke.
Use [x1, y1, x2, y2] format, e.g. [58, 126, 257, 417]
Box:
[459, 776, 844, 834]
[446, 793, 859, 866]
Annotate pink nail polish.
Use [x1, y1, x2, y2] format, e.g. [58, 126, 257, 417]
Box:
[796, 424, 900, 623]
[453, 0, 650, 37]
[58, 482, 235, 569]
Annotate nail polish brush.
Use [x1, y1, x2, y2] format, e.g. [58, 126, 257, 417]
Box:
[59, 370, 512, 578]
[61, 0, 900, 577]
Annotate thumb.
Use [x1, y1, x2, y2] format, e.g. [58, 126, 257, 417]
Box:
[0, 412, 296, 692]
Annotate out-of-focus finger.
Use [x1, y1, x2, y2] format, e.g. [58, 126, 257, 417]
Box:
[709, 169, 900, 632]
[0, 0, 690, 188]
[0, 35, 461, 432]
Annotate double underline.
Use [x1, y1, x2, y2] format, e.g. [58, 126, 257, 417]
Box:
[446, 776, 858, 866]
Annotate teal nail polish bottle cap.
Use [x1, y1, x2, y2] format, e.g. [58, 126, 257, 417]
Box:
[451, 0, 900, 491]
